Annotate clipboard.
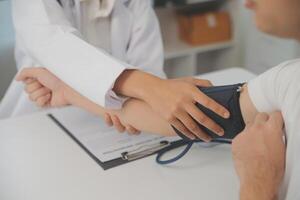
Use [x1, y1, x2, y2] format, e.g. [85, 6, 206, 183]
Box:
[48, 114, 187, 170]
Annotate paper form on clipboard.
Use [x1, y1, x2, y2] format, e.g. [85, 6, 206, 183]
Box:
[49, 107, 181, 168]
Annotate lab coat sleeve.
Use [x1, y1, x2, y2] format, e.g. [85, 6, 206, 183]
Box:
[15, 35, 40, 69]
[98, 0, 167, 109]
[12, 0, 129, 107]
[104, 0, 166, 109]
[126, 0, 166, 78]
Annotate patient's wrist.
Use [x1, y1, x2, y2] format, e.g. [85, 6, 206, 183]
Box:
[63, 84, 104, 116]
[63, 84, 81, 106]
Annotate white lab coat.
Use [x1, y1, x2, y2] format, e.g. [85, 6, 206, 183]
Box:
[0, 0, 165, 119]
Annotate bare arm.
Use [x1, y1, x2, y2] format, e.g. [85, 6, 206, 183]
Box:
[234, 86, 284, 200]
[64, 83, 175, 136]
[232, 112, 285, 200]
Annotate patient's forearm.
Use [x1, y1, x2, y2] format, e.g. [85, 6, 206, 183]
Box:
[113, 99, 175, 136]
[65, 85, 175, 136]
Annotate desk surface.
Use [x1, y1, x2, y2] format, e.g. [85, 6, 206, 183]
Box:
[0, 68, 256, 200]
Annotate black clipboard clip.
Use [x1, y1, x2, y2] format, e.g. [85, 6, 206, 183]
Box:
[121, 141, 171, 161]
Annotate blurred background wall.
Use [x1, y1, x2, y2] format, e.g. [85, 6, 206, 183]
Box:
[0, 0, 16, 100]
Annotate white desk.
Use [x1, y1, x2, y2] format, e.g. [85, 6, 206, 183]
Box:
[0, 68, 256, 200]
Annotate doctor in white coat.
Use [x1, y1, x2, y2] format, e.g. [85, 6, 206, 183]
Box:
[1, 0, 230, 140]
[0, 0, 165, 118]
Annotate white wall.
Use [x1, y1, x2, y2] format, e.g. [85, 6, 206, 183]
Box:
[237, 0, 300, 74]
[0, 0, 16, 100]
[244, 26, 300, 74]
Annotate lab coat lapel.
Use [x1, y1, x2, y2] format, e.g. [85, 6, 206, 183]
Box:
[111, 0, 132, 61]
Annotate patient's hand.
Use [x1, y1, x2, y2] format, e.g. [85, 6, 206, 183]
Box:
[16, 68, 69, 107]
[17, 67, 141, 135]
[232, 112, 285, 200]
[20, 78, 51, 107]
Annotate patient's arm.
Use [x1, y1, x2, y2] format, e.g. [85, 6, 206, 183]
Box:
[16, 67, 258, 138]
[63, 78, 258, 139]
[16, 68, 176, 136]
[67, 87, 175, 136]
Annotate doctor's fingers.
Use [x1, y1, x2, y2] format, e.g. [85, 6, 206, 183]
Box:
[185, 104, 224, 136]
[169, 119, 196, 140]
[177, 77, 213, 87]
[188, 78, 213, 87]
[193, 91, 230, 119]
[171, 111, 212, 141]
[25, 81, 43, 93]
[29, 87, 51, 101]
[177, 112, 212, 142]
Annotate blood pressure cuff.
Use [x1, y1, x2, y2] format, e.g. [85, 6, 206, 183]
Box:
[173, 83, 246, 141]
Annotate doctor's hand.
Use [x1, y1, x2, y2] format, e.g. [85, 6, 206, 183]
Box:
[16, 68, 70, 107]
[149, 78, 230, 141]
[232, 112, 286, 200]
[114, 70, 230, 142]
